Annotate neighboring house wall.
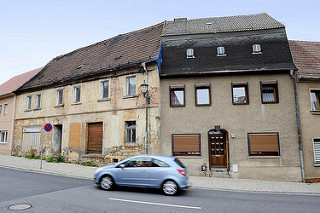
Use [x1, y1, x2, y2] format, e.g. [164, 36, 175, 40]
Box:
[0, 94, 15, 155]
[13, 64, 160, 163]
[160, 73, 301, 181]
[297, 82, 320, 180]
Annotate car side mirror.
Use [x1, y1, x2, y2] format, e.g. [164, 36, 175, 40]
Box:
[119, 164, 125, 169]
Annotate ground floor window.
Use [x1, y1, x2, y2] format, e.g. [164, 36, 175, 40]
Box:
[172, 134, 200, 156]
[22, 126, 41, 150]
[125, 121, 136, 143]
[0, 131, 8, 143]
[248, 132, 280, 156]
[313, 139, 320, 165]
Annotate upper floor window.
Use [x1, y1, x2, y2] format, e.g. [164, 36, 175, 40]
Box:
[248, 133, 280, 156]
[170, 85, 185, 107]
[74, 86, 81, 103]
[35, 94, 41, 109]
[100, 80, 109, 99]
[261, 81, 279, 104]
[186, 48, 195, 58]
[26, 96, 32, 110]
[310, 90, 320, 111]
[125, 121, 136, 143]
[0, 131, 8, 143]
[252, 44, 262, 54]
[217, 46, 226, 56]
[56, 89, 63, 106]
[3, 104, 8, 115]
[126, 76, 136, 96]
[195, 84, 211, 106]
[232, 82, 249, 105]
[0, 105, 2, 115]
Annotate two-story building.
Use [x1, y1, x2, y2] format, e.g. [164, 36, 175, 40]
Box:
[13, 23, 163, 164]
[289, 40, 320, 182]
[0, 68, 40, 155]
[159, 14, 302, 181]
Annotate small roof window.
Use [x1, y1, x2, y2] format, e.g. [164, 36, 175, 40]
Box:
[217, 46, 226, 56]
[186, 48, 195, 58]
[252, 44, 262, 54]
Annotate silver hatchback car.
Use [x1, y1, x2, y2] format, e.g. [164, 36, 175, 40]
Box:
[94, 154, 189, 195]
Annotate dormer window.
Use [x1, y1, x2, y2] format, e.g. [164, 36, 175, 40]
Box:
[252, 44, 262, 54]
[217, 46, 226, 56]
[186, 48, 195, 58]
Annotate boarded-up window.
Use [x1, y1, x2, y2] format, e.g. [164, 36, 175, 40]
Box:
[69, 123, 81, 147]
[172, 134, 200, 156]
[87, 122, 103, 154]
[22, 126, 41, 150]
[248, 133, 280, 156]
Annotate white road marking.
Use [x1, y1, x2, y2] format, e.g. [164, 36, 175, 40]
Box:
[109, 198, 202, 210]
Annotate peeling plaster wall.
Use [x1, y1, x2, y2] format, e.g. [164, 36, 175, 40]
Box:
[13, 64, 160, 163]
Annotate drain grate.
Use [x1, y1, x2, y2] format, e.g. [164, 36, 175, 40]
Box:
[6, 204, 33, 211]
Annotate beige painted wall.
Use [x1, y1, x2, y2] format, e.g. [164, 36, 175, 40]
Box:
[13, 64, 160, 161]
[297, 81, 320, 179]
[0, 94, 15, 155]
[160, 73, 301, 181]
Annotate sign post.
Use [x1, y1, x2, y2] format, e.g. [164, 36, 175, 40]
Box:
[40, 123, 53, 169]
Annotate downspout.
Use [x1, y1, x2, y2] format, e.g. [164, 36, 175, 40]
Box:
[142, 62, 148, 154]
[290, 70, 305, 183]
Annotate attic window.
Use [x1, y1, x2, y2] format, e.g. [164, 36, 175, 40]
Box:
[186, 48, 195, 58]
[252, 44, 262, 54]
[115, 54, 122, 60]
[217, 47, 226, 56]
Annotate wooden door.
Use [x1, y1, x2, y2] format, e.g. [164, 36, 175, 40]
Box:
[209, 130, 227, 167]
[87, 123, 103, 154]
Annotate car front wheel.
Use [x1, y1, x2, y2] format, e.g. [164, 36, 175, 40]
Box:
[162, 180, 178, 196]
[99, 176, 114, 190]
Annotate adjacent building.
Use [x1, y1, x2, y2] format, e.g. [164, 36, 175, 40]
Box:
[289, 40, 320, 182]
[13, 23, 163, 164]
[159, 14, 302, 181]
[0, 68, 40, 155]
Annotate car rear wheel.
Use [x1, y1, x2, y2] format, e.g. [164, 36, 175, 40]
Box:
[99, 176, 114, 190]
[162, 180, 178, 196]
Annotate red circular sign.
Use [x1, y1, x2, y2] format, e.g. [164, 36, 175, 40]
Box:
[44, 123, 53, 132]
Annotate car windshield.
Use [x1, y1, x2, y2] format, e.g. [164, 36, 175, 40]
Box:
[174, 158, 186, 168]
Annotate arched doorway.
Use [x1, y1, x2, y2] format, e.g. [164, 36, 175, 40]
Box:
[208, 128, 228, 168]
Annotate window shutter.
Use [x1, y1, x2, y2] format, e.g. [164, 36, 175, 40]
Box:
[249, 133, 278, 152]
[173, 135, 200, 152]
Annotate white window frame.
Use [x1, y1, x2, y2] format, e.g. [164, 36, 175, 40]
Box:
[74, 86, 81, 103]
[100, 80, 110, 100]
[310, 89, 320, 112]
[125, 121, 136, 143]
[217, 46, 226, 56]
[3, 104, 8, 115]
[252, 44, 262, 54]
[56, 89, 63, 106]
[26, 96, 32, 110]
[35, 94, 41, 109]
[126, 76, 136, 96]
[0, 105, 2, 115]
[0, 131, 8, 143]
[186, 48, 195, 58]
[313, 138, 320, 165]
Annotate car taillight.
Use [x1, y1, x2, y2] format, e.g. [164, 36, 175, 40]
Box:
[177, 169, 186, 176]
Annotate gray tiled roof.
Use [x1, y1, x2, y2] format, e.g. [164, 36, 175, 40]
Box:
[162, 13, 284, 36]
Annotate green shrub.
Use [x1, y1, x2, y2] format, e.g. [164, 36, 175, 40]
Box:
[81, 161, 98, 167]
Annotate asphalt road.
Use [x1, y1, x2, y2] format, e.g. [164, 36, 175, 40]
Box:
[0, 167, 319, 213]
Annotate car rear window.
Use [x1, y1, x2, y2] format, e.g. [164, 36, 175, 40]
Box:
[174, 158, 186, 168]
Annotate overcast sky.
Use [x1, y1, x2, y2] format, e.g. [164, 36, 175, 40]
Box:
[1, 0, 319, 85]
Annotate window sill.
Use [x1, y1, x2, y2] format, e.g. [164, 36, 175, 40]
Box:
[311, 111, 320, 115]
[252, 52, 262, 55]
[314, 164, 320, 167]
[98, 98, 110, 102]
[217, 54, 227, 57]
[123, 95, 138, 99]
[25, 109, 32, 112]
[71, 102, 82, 106]
[33, 108, 42, 111]
[174, 156, 202, 159]
[55, 104, 64, 108]
[0, 142, 7, 145]
[249, 156, 280, 159]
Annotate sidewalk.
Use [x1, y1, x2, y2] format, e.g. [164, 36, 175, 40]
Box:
[1, 154, 320, 195]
